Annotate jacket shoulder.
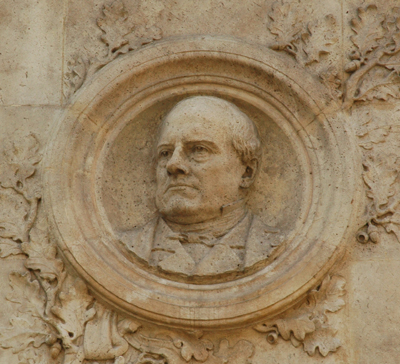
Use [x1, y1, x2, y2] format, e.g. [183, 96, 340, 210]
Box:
[118, 218, 158, 262]
[244, 214, 284, 268]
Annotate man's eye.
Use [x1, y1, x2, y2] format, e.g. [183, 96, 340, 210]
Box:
[159, 150, 170, 158]
[193, 146, 207, 153]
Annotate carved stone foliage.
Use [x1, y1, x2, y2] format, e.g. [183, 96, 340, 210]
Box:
[267, 1, 337, 66]
[254, 275, 345, 357]
[47, 35, 358, 329]
[0, 133, 347, 361]
[0, 135, 96, 364]
[266, 0, 342, 99]
[0, 144, 256, 364]
[266, 3, 400, 108]
[344, 5, 400, 109]
[0, 134, 42, 258]
[83, 315, 255, 364]
[0, 2, 364, 360]
[64, 0, 162, 100]
[356, 117, 400, 244]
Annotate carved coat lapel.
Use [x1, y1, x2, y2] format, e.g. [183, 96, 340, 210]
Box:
[152, 217, 248, 276]
[120, 213, 281, 277]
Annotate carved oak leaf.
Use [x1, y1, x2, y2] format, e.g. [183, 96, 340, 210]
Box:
[254, 275, 345, 357]
[377, 205, 400, 242]
[344, 6, 400, 107]
[0, 134, 41, 197]
[7, 271, 46, 318]
[267, 1, 336, 66]
[172, 331, 213, 362]
[274, 313, 315, 342]
[50, 276, 96, 346]
[24, 212, 51, 254]
[82, 305, 139, 361]
[213, 339, 254, 364]
[385, 220, 400, 241]
[134, 330, 215, 364]
[253, 304, 316, 343]
[21, 221, 66, 316]
[22, 224, 64, 282]
[129, 335, 196, 364]
[311, 275, 346, 318]
[64, 56, 91, 100]
[97, 0, 162, 58]
[22, 225, 56, 259]
[0, 133, 41, 244]
[64, 0, 162, 100]
[19, 349, 51, 364]
[18, 347, 49, 364]
[385, 9, 400, 47]
[0, 316, 53, 354]
[294, 275, 345, 356]
[0, 188, 30, 242]
[97, 0, 134, 57]
[304, 15, 338, 66]
[357, 67, 400, 102]
[302, 328, 341, 357]
[268, 0, 305, 52]
[350, 5, 385, 57]
[1, 272, 57, 358]
[358, 152, 400, 244]
[363, 154, 400, 212]
[125, 24, 162, 50]
[268, 296, 317, 342]
[254, 303, 316, 346]
[0, 237, 23, 258]
[356, 119, 391, 150]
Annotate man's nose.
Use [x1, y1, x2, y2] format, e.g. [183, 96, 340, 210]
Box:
[166, 148, 189, 175]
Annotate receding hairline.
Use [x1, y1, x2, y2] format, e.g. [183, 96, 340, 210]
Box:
[154, 96, 262, 166]
[162, 96, 251, 126]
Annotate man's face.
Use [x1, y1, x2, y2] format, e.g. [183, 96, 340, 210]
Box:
[155, 103, 247, 225]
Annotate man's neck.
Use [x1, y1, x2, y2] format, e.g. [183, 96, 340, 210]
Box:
[164, 199, 247, 237]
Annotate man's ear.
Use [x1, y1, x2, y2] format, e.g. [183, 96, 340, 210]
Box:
[240, 159, 258, 188]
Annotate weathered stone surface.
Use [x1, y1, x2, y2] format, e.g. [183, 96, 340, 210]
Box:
[0, 0, 64, 105]
[349, 260, 400, 364]
[1, 1, 400, 363]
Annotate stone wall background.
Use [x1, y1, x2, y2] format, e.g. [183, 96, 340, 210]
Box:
[1, 0, 400, 363]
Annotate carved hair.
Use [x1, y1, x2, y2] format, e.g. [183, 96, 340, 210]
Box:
[159, 96, 262, 165]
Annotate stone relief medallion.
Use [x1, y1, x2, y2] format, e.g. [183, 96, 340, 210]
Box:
[44, 36, 360, 329]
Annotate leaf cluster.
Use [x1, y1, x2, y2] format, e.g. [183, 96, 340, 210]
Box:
[344, 6, 400, 106]
[254, 275, 345, 357]
[268, 0, 337, 66]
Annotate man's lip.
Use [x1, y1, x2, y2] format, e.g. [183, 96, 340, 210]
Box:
[166, 184, 197, 190]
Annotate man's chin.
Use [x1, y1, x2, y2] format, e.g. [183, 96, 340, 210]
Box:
[156, 197, 202, 221]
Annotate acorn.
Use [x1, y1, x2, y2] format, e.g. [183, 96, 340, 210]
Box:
[345, 60, 361, 73]
[50, 342, 62, 359]
[369, 231, 380, 243]
[356, 230, 369, 244]
[350, 50, 361, 60]
[368, 225, 380, 243]
[266, 330, 279, 344]
[45, 335, 57, 346]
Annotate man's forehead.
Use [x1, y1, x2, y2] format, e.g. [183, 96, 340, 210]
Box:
[158, 109, 230, 142]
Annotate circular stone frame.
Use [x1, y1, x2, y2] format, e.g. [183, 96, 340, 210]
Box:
[44, 36, 359, 329]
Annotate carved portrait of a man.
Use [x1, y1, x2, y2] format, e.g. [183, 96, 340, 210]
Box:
[120, 96, 281, 279]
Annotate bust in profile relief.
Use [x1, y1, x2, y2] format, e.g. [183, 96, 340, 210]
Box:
[120, 96, 282, 280]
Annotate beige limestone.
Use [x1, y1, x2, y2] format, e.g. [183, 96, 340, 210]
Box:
[1, 1, 400, 363]
[0, 0, 64, 105]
